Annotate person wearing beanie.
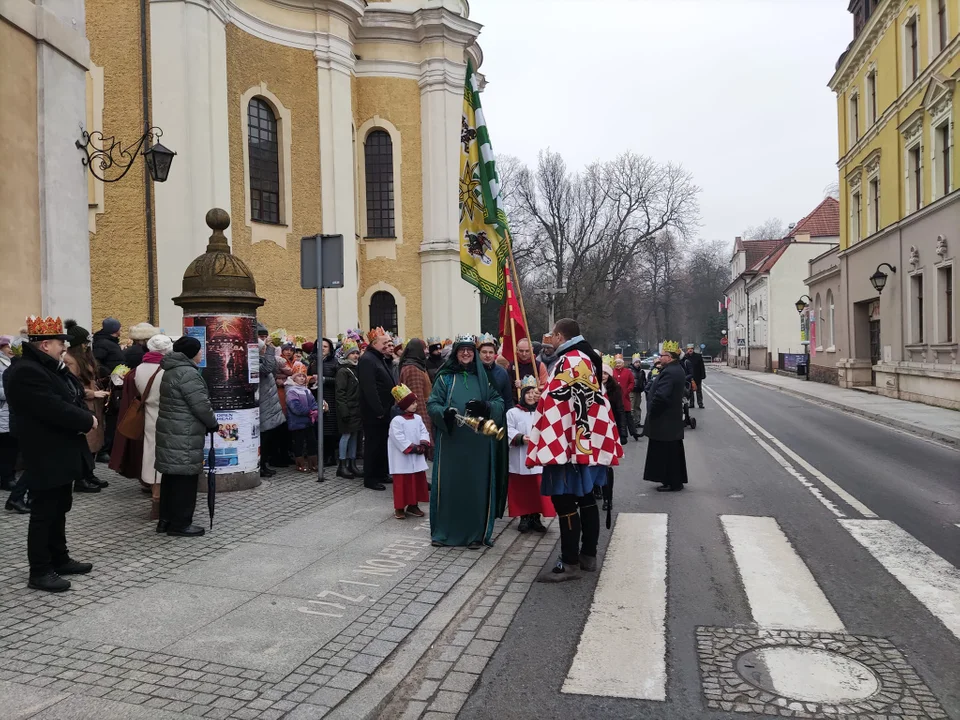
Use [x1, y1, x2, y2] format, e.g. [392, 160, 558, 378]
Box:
[506, 377, 555, 533]
[334, 339, 362, 479]
[129, 334, 174, 518]
[124, 322, 159, 370]
[387, 384, 431, 520]
[92, 317, 126, 463]
[62, 321, 109, 493]
[153, 335, 218, 537]
[642, 340, 688, 493]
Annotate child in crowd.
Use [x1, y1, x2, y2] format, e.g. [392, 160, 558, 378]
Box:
[387, 384, 431, 520]
[506, 376, 554, 532]
[286, 372, 318, 472]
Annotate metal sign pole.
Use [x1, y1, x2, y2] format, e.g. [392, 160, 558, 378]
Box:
[316, 241, 323, 483]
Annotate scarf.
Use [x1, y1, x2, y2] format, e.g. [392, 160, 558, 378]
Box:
[142, 351, 164, 364]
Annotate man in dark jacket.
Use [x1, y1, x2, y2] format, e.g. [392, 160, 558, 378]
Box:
[425, 338, 445, 383]
[3, 317, 97, 592]
[358, 328, 396, 491]
[477, 335, 513, 411]
[682, 345, 707, 408]
[92, 317, 125, 462]
[642, 342, 688, 492]
[630, 354, 646, 430]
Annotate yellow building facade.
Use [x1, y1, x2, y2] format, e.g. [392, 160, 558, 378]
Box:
[829, 0, 959, 408]
[74, 0, 484, 342]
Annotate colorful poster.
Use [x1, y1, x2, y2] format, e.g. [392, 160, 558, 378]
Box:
[183, 315, 257, 411]
[203, 408, 260, 474]
[185, 326, 207, 367]
[781, 354, 806, 373]
[247, 344, 259, 384]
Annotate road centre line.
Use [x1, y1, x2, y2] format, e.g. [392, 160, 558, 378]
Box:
[703, 387, 845, 518]
[704, 386, 878, 519]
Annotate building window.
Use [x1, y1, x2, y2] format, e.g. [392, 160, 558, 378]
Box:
[935, 120, 951, 198]
[826, 289, 836, 348]
[364, 130, 396, 239]
[912, 273, 925, 343]
[908, 143, 923, 212]
[867, 176, 880, 234]
[815, 293, 823, 350]
[906, 15, 920, 82]
[866, 70, 878, 125]
[850, 93, 860, 143]
[937, 0, 948, 54]
[369, 291, 398, 335]
[851, 189, 862, 241]
[248, 98, 281, 225]
[939, 264, 954, 342]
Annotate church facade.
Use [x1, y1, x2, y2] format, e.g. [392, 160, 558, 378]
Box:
[2, 0, 484, 340]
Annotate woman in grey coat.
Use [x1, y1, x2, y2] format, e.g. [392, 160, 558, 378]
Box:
[155, 336, 218, 537]
[258, 339, 286, 477]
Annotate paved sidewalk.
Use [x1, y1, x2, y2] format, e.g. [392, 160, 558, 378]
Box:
[714, 365, 960, 446]
[0, 464, 538, 720]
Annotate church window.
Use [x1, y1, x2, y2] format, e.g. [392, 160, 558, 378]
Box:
[364, 130, 395, 238]
[248, 98, 281, 225]
[369, 291, 398, 335]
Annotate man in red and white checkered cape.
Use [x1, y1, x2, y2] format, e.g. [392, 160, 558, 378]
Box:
[526, 318, 623, 582]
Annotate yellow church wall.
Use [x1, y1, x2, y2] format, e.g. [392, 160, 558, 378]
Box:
[0, 18, 41, 334]
[354, 76, 424, 340]
[225, 25, 321, 339]
[85, 0, 153, 330]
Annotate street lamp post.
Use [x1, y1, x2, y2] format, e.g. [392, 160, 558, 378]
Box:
[535, 287, 567, 330]
[796, 295, 812, 381]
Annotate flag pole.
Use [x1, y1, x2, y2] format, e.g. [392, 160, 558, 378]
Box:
[505, 230, 533, 356]
[507, 267, 522, 393]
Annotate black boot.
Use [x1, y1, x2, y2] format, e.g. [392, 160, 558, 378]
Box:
[5, 496, 29, 514]
[28, 571, 70, 593]
[539, 510, 581, 582]
[88, 475, 109, 488]
[348, 459, 362, 477]
[73, 478, 101, 494]
[579, 499, 601, 559]
[529, 514, 547, 533]
[517, 515, 531, 533]
[260, 461, 275, 478]
[0, 478, 14, 492]
[336, 461, 355, 479]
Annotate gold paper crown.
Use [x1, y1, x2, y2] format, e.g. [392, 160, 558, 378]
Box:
[26, 316, 65, 338]
[367, 327, 388, 343]
[661, 340, 680, 354]
[602, 354, 615, 367]
[341, 339, 359, 354]
[632, 353, 641, 360]
[520, 375, 539, 390]
[477, 332, 497, 348]
[391, 384, 413, 404]
[614, 353, 624, 361]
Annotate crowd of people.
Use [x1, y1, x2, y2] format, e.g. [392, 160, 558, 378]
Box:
[0, 309, 706, 592]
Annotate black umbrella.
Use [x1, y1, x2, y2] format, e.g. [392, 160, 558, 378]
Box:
[207, 431, 216, 529]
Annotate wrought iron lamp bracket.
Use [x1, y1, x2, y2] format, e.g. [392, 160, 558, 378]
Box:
[76, 125, 161, 183]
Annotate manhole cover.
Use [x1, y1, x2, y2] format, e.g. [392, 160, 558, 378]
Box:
[737, 647, 879, 703]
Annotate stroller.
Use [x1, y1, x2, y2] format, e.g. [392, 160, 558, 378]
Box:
[683, 379, 697, 430]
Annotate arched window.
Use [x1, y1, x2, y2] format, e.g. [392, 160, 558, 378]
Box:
[364, 130, 395, 238]
[815, 293, 822, 347]
[826, 290, 836, 347]
[369, 291, 398, 335]
[248, 98, 281, 224]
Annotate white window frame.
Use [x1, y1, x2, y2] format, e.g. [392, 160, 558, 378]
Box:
[826, 289, 836, 350]
[928, 0, 949, 58]
[904, 127, 924, 213]
[903, 9, 921, 88]
[849, 91, 860, 144]
[930, 107, 952, 200]
[814, 293, 823, 352]
[934, 259, 955, 343]
[865, 65, 878, 126]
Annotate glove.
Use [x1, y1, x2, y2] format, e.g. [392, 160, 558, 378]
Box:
[443, 407, 458, 434]
[465, 399, 490, 418]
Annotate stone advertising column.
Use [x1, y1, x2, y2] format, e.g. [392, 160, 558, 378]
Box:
[173, 209, 265, 491]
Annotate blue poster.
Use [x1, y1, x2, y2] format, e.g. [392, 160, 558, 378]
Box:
[185, 326, 207, 367]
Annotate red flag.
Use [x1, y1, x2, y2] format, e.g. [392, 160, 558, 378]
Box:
[498, 265, 527, 365]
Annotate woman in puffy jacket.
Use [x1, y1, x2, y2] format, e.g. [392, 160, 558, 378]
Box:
[154, 336, 218, 538]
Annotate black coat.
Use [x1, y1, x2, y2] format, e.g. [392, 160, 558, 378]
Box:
[631, 365, 646, 393]
[483, 362, 514, 411]
[92, 330, 125, 376]
[683, 352, 706, 381]
[2, 343, 95, 489]
[643, 360, 685, 442]
[358, 347, 396, 420]
[320, 350, 339, 436]
[335, 363, 362, 434]
[124, 342, 146, 369]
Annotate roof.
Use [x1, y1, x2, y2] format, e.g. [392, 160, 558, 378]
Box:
[784, 197, 840, 239]
[753, 242, 790, 273]
[743, 239, 783, 270]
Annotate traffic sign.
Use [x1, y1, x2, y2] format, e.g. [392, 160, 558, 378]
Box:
[720, 337, 728, 346]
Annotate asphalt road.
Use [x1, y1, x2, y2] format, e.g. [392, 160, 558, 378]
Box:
[459, 369, 960, 720]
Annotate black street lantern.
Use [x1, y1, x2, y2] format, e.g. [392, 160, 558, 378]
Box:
[77, 126, 176, 183]
[795, 294, 812, 315]
[869, 263, 897, 295]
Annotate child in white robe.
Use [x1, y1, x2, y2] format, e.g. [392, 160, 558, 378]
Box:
[388, 384, 432, 519]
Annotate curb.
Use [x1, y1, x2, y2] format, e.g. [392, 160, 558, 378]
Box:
[716, 368, 959, 448]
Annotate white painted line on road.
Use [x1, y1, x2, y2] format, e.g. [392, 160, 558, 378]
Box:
[704, 387, 845, 518]
[721, 515, 845, 632]
[704, 386, 878, 519]
[562, 513, 667, 701]
[841, 519, 960, 642]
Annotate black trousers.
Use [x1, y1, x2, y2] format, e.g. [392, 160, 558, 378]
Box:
[8, 469, 29, 504]
[292, 427, 318, 457]
[102, 407, 118, 455]
[362, 416, 390, 483]
[159, 474, 198, 529]
[695, 379, 704, 406]
[28, 483, 73, 576]
[551, 493, 600, 565]
[624, 410, 638, 438]
[0, 433, 17, 485]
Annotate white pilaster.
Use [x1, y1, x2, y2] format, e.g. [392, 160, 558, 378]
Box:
[419, 57, 479, 338]
[317, 39, 359, 333]
[34, 0, 92, 326]
[149, 0, 232, 332]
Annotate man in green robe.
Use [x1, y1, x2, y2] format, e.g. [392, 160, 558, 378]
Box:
[427, 335, 505, 548]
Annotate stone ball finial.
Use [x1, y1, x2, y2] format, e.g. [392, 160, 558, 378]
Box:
[206, 208, 231, 232]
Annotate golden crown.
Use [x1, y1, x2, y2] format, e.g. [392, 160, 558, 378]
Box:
[520, 375, 539, 390]
[26, 316, 65, 338]
[632, 353, 641, 360]
[661, 340, 680, 354]
[367, 327, 388, 343]
[602, 354, 615, 367]
[391, 384, 413, 404]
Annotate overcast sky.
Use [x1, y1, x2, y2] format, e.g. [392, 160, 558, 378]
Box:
[470, 0, 851, 244]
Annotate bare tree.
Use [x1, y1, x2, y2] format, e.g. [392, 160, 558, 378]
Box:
[742, 217, 788, 240]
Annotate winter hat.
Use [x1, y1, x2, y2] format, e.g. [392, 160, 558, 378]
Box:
[102, 317, 121, 334]
[64, 319, 92, 347]
[391, 384, 418, 412]
[147, 334, 174, 354]
[173, 336, 202, 359]
[302, 341, 315, 354]
[257, 322, 269, 337]
[129, 322, 158, 341]
[0, 335, 12, 349]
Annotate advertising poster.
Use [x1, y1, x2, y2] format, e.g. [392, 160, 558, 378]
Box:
[183, 314, 257, 410]
[781, 354, 806, 373]
[184, 326, 207, 367]
[203, 408, 261, 474]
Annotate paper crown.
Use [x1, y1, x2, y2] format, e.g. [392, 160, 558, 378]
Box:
[602, 354, 615, 368]
[26, 316, 67, 339]
[614, 353, 624, 361]
[632, 353, 642, 360]
[367, 327, 388, 343]
[477, 332, 497, 348]
[520, 375, 539, 390]
[453, 333, 476, 346]
[661, 340, 680, 354]
[686, 343, 695, 349]
[341, 339, 359, 354]
[391, 383, 418, 410]
[426, 336, 442, 346]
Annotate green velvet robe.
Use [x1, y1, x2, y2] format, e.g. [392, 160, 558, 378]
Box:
[427, 360, 505, 546]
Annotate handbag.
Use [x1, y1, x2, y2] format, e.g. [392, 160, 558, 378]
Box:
[117, 367, 161, 440]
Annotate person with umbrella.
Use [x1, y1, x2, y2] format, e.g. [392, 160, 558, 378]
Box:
[154, 336, 219, 537]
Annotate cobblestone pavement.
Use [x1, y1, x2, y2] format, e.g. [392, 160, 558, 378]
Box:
[0, 466, 542, 719]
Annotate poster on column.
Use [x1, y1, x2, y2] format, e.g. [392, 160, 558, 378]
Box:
[183, 314, 260, 474]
